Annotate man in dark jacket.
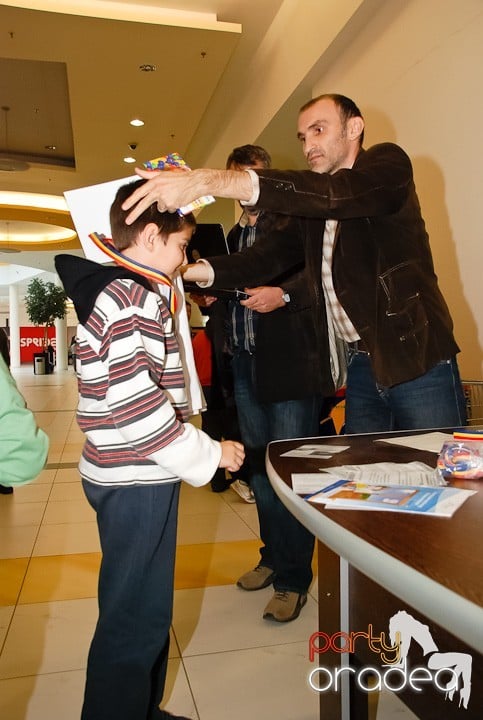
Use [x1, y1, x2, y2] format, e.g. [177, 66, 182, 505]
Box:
[124, 94, 466, 433]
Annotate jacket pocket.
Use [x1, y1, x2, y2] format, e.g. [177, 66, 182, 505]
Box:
[379, 261, 429, 347]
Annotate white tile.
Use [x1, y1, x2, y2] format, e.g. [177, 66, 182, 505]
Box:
[54, 468, 81, 484]
[0, 669, 85, 720]
[42, 499, 96, 525]
[0, 501, 45, 528]
[0, 598, 97, 678]
[161, 658, 199, 719]
[178, 483, 233, 515]
[34, 468, 57, 485]
[184, 642, 318, 720]
[32, 520, 101, 556]
[375, 690, 420, 718]
[0, 525, 39, 560]
[0, 616, 185, 719]
[0, 606, 14, 647]
[173, 585, 319, 657]
[176, 511, 258, 545]
[168, 627, 180, 659]
[48, 482, 88, 503]
[229, 501, 261, 536]
[308, 574, 318, 602]
[5, 482, 52, 504]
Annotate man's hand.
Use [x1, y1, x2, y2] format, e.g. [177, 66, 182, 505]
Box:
[122, 167, 201, 222]
[219, 440, 245, 473]
[121, 168, 254, 224]
[240, 286, 287, 313]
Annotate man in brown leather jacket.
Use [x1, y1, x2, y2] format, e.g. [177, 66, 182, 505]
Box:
[123, 94, 466, 434]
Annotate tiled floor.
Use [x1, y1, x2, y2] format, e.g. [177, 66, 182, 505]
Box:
[0, 368, 416, 719]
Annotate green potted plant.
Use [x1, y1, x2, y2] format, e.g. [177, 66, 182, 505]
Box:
[25, 278, 68, 373]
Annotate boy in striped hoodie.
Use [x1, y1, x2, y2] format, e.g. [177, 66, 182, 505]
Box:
[55, 179, 244, 720]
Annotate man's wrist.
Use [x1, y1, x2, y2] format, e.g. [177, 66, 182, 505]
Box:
[195, 259, 214, 287]
[240, 169, 260, 206]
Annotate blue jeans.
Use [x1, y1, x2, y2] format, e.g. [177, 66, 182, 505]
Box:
[345, 352, 467, 434]
[81, 480, 180, 720]
[232, 351, 322, 594]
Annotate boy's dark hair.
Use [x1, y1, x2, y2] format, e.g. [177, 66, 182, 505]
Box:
[300, 93, 364, 145]
[225, 144, 271, 170]
[110, 179, 196, 251]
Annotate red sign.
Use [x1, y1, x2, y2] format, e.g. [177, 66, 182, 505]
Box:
[19, 327, 56, 363]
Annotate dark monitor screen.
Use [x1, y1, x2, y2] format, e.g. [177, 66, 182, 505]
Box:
[187, 223, 228, 263]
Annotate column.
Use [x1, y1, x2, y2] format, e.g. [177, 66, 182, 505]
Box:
[55, 314, 68, 371]
[9, 283, 20, 369]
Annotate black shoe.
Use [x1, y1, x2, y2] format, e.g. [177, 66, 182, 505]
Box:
[210, 474, 232, 493]
[0, 484, 13, 495]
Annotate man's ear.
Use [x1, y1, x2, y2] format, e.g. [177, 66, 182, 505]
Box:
[348, 116, 364, 142]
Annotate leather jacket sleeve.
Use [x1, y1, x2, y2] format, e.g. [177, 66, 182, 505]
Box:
[255, 143, 413, 219]
[207, 217, 305, 290]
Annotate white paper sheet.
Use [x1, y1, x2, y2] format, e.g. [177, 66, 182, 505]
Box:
[281, 443, 349, 459]
[374, 431, 453, 453]
[292, 461, 443, 494]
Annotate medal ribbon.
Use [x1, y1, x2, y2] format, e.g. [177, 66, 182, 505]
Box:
[89, 232, 177, 314]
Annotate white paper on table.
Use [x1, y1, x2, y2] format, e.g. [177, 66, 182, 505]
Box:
[374, 431, 453, 453]
[292, 461, 443, 494]
[281, 444, 349, 459]
[292, 473, 348, 495]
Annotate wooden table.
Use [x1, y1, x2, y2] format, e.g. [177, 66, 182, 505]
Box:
[266, 429, 483, 719]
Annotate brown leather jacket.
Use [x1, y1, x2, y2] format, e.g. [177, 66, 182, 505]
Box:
[254, 143, 459, 387]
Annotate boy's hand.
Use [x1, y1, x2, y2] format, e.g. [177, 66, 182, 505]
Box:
[219, 441, 245, 473]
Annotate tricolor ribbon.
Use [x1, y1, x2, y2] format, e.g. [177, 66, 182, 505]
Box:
[89, 232, 177, 314]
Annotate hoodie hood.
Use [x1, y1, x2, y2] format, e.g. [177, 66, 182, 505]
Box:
[55, 254, 152, 325]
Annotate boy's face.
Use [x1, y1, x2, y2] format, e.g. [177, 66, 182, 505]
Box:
[155, 226, 193, 277]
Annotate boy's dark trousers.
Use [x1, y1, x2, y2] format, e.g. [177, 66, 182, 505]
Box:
[81, 480, 180, 720]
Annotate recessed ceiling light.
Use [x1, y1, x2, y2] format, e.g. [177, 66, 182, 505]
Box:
[123, 157, 136, 164]
[45, 145, 57, 151]
[139, 64, 156, 72]
[130, 118, 144, 127]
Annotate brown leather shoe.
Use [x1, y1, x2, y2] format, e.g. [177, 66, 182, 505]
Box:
[237, 565, 275, 591]
[263, 591, 307, 622]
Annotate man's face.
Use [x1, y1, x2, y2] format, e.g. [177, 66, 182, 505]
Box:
[297, 98, 358, 174]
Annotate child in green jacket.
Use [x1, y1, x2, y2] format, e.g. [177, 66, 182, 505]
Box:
[0, 354, 49, 491]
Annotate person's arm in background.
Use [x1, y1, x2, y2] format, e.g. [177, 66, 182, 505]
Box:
[182, 217, 306, 314]
[0, 355, 49, 487]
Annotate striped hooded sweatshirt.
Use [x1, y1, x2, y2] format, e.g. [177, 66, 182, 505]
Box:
[55, 254, 221, 487]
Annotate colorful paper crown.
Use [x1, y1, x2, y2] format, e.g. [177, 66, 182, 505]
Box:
[144, 153, 215, 215]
